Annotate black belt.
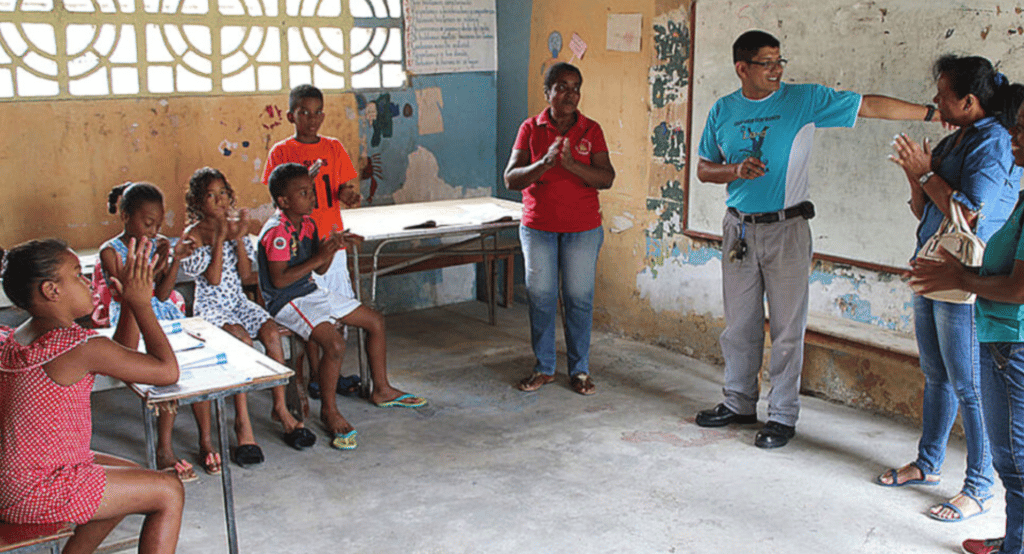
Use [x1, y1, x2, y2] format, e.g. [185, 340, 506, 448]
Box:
[729, 201, 815, 224]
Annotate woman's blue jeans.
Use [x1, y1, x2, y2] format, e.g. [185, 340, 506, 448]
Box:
[980, 342, 1024, 554]
[520, 224, 603, 377]
[913, 296, 993, 499]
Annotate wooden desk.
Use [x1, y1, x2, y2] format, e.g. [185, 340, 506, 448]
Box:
[342, 198, 522, 396]
[106, 318, 293, 554]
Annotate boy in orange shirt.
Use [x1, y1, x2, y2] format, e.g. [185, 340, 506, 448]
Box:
[262, 84, 363, 400]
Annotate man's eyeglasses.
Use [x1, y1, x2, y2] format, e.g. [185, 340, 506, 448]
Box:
[746, 58, 788, 70]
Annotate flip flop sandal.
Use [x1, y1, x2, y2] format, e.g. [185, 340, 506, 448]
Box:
[875, 461, 940, 487]
[233, 444, 265, 467]
[336, 374, 361, 396]
[375, 393, 427, 408]
[163, 460, 198, 483]
[330, 430, 357, 451]
[282, 427, 317, 450]
[200, 451, 222, 476]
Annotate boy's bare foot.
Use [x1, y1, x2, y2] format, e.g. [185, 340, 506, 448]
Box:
[370, 386, 426, 407]
[234, 423, 256, 448]
[157, 451, 197, 483]
[320, 410, 354, 436]
[271, 406, 306, 434]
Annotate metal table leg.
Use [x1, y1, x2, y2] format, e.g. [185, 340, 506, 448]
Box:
[351, 246, 370, 398]
[143, 401, 157, 470]
[214, 397, 238, 554]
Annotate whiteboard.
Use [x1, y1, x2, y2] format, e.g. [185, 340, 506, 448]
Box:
[689, 0, 1024, 269]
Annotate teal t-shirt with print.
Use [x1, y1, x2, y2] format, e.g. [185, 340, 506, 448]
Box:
[977, 191, 1024, 342]
[697, 82, 861, 214]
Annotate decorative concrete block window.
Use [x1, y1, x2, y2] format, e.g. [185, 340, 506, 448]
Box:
[0, 0, 404, 99]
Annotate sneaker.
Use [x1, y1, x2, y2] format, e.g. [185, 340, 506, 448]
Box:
[962, 537, 1004, 554]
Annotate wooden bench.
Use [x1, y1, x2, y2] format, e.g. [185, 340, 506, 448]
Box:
[0, 522, 73, 554]
[803, 312, 919, 364]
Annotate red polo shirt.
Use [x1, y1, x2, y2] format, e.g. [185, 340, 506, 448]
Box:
[513, 108, 608, 233]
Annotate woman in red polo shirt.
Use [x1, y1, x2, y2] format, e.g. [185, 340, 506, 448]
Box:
[504, 62, 616, 396]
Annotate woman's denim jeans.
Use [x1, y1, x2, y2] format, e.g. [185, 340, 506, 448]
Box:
[981, 342, 1024, 553]
[519, 224, 603, 377]
[913, 295, 993, 498]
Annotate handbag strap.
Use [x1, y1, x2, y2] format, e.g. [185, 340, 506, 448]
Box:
[947, 197, 973, 233]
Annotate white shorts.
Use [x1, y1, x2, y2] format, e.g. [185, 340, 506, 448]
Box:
[311, 249, 356, 299]
[273, 285, 361, 340]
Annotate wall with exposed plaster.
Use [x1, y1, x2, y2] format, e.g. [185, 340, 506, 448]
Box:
[518, 0, 928, 423]
[0, 70, 501, 314]
[0, 0, 936, 421]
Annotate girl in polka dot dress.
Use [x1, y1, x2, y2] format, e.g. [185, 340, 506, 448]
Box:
[0, 237, 183, 554]
[179, 167, 315, 465]
[95, 182, 199, 481]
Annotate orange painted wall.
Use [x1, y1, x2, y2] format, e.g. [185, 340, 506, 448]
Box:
[0, 93, 358, 250]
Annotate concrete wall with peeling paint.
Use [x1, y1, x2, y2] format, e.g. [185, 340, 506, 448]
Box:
[0, 73, 499, 315]
[518, 0, 927, 423]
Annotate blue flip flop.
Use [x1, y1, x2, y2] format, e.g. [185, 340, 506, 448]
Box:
[928, 491, 991, 523]
[375, 393, 427, 408]
[876, 462, 940, 487]
[330, 430, 357, 450]
[336, 374, 361, 396]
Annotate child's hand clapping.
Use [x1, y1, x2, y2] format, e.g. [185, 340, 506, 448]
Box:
[172, 235, 196, 260]
[320, 230, 345, 256]
[111, 237, 156, 306]
[225, 208, 249, 241]
[153, 236, 172, 273]
[341, 230, 364, 248]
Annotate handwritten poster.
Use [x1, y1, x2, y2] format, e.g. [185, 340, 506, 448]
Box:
[404, 0, 497, 74]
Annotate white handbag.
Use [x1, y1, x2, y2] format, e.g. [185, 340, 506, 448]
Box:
[911, 198, 985, 304]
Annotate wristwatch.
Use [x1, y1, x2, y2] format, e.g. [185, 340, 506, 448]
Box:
[924, 104, 936, 122]
[918, 171, 935, 185]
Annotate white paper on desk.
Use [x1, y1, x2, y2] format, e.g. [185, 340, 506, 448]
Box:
[139, 362, 243, 399]
[167, 332, 204, 353]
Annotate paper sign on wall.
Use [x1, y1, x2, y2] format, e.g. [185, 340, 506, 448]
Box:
[607, 13, 642, 52]
[569, 33, 587, 61]
[404, 0, 497, 74]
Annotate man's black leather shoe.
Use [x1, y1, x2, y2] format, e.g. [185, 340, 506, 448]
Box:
[754, 421, 796, 449]
[695, 403, 757, 427]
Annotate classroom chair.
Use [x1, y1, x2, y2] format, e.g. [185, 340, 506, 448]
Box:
[0, 522, 73, 554]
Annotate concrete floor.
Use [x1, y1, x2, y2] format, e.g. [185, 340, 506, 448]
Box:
[83, 301, 1004, 554]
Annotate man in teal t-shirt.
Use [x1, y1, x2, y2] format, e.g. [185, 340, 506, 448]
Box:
[694, 30, 940, 448]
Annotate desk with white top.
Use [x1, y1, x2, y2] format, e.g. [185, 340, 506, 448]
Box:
[342, 197, 523, 395]
[104, 318, 293, 554]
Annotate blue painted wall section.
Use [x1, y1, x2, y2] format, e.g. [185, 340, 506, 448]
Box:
[808, 264, 914, 332]
[355, 73, 498, 314]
